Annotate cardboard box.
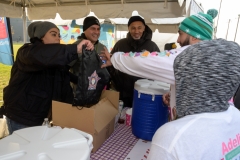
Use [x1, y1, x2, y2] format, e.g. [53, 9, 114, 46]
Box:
[52, 90, 119, 152]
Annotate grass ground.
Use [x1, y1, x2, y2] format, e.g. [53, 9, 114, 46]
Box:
[0, 44, 22, 106]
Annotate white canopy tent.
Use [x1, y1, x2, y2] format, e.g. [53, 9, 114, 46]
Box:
[0, 0, 202, 43]
[35, 11, 184, 33]
[75, 12, 105, 25]
[32, 13, 72, 25]
[0, 0, 188, 20]
[32, 10, 184, 50]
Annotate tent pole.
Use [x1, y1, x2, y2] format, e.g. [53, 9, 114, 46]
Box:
[225, 19, 230, 39]
[215, 0, 222, 38]
[234, 15, 240, 42]
[22, 6, 27, 43]
[114, 24, 116, 46]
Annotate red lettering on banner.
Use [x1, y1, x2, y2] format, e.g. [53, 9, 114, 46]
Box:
[238, 134, 240, 145]
[233, 139, 237, 148]
[222, 133, 240, 156]
[222, 142, 229, 155]
[228, 138, 233, 150]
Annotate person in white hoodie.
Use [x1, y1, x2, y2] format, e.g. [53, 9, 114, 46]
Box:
[101, 9, 218, 117]
[102, 9, 218, 83]
[148, 38, 240, 160]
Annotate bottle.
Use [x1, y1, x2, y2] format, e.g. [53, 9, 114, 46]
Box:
[42, 118, 50, 127]
[117, 100, 125, 124]
[118, 100, 124, 113]
[115, 100, 125, 127]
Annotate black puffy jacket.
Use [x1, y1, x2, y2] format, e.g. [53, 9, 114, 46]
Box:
[109, 25, 160, 107]
[3, 38, 78, 126]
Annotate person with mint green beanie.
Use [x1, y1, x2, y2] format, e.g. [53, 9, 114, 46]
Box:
[179, 9, 218, 40]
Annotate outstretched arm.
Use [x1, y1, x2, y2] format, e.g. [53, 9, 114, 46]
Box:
[110, 51, 176, 84]
[105, 46, 189, 84]
[17, 39, 94, 72]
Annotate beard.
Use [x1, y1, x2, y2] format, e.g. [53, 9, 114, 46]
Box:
[180, 35, 190, 47]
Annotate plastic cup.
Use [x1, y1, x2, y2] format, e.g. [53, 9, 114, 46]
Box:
[126, 108, 132, 126]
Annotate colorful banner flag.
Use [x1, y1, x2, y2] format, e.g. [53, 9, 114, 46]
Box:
[98, 23, 115, 52]
[0, 17, 13, 65]
[58, 21, 115, 52]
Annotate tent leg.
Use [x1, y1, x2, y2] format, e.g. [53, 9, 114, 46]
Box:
[164, 0, 168, 8]
[22, 6, 27, 43]
[234, 15, 240, 42]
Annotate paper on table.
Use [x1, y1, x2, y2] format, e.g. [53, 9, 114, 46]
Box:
[124, 139, 151, 160]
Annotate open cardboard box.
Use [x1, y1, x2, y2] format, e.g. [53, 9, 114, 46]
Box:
[52, 90, 119, 152]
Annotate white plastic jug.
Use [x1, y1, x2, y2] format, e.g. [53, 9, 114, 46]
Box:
[0, 126, 93, 160]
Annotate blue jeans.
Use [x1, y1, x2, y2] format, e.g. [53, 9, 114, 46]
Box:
[6, 117, 29, 134]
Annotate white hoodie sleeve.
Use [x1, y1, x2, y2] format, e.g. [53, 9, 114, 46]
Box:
[110, 46, 189, 109]
[110, 46, 189, 85]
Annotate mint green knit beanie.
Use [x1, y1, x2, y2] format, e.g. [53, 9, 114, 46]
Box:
[179, 9, 218, 40]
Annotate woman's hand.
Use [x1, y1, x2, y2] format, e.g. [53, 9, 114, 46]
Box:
[77, 40, 94, 54]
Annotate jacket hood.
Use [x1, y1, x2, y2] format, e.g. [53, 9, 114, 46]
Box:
[77, 33, 99, 44]
[174, 39, 240, 118]
[77, 33, 87, 40]
[30, 37, 43, 43]
[126, 24, 153, 49]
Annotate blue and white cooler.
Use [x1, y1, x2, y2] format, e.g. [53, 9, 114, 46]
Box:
[132, 79, 170, 141]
